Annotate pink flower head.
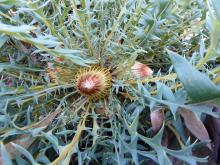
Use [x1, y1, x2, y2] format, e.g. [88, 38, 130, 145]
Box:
[131, 61, 153, 78]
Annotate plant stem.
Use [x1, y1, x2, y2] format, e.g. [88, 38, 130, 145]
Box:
[166, 123, 184, 148]
[50, 109, 89, 165]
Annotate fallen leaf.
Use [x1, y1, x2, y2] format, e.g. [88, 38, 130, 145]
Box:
[0, 107, 62, 163]
[178, 108, 211, 149]
[205, 107, 220, 163]
[119, 92, 137, 101]
[150, 109, 164, 133]
[95, 107, 107, 116]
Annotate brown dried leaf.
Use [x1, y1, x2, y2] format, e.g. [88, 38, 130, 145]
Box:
[35, 108, 62, 128]
[119, 92, 137, 101]
[95, 107, 107, 116]
[0, 108, 62, 163]
[205, 107, 220, 163]
[150, 109, 164, 133]
[179, 108, 211, 149]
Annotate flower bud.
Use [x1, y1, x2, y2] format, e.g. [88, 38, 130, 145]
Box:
[131, 61, 153, 78]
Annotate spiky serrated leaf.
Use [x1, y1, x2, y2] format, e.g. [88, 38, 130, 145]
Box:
[168, 50, 220, 105]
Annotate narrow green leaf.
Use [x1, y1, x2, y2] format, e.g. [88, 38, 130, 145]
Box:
[165, 142, 208, 165]
[209, 0, 220, 22]
[0, 142, 13, 165]
[0, 23, 35, 33]
[11, 143, 39, 165]
[138, 125, 173, 165]
[0, 63, 44, 72]
[0, 35, 8, 48]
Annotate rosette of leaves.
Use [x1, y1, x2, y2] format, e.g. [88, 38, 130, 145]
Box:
[0, 0, 220, 165]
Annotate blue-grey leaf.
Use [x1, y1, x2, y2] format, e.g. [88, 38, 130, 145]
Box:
[167, 49, 220, 104]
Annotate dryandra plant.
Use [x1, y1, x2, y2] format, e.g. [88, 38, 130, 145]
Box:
[0, 0, 220, 164]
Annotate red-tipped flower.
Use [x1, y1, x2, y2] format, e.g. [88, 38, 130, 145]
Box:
[131, 61, 153, 78]
[75, 66, 112, 100]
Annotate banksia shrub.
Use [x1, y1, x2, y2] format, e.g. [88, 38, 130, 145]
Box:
[0, 0, 220, 164]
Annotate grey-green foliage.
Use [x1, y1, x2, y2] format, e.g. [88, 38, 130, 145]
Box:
[0, 0, 219, 164]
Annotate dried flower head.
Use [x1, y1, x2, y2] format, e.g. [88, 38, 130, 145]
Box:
[75, 66, 112, 100]
[45, 62, 62, 83]
[131, 61, 153, 78]
[55, 57, 64, 63]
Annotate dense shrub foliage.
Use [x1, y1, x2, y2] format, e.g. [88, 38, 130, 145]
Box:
[0, 0, 220, 164]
